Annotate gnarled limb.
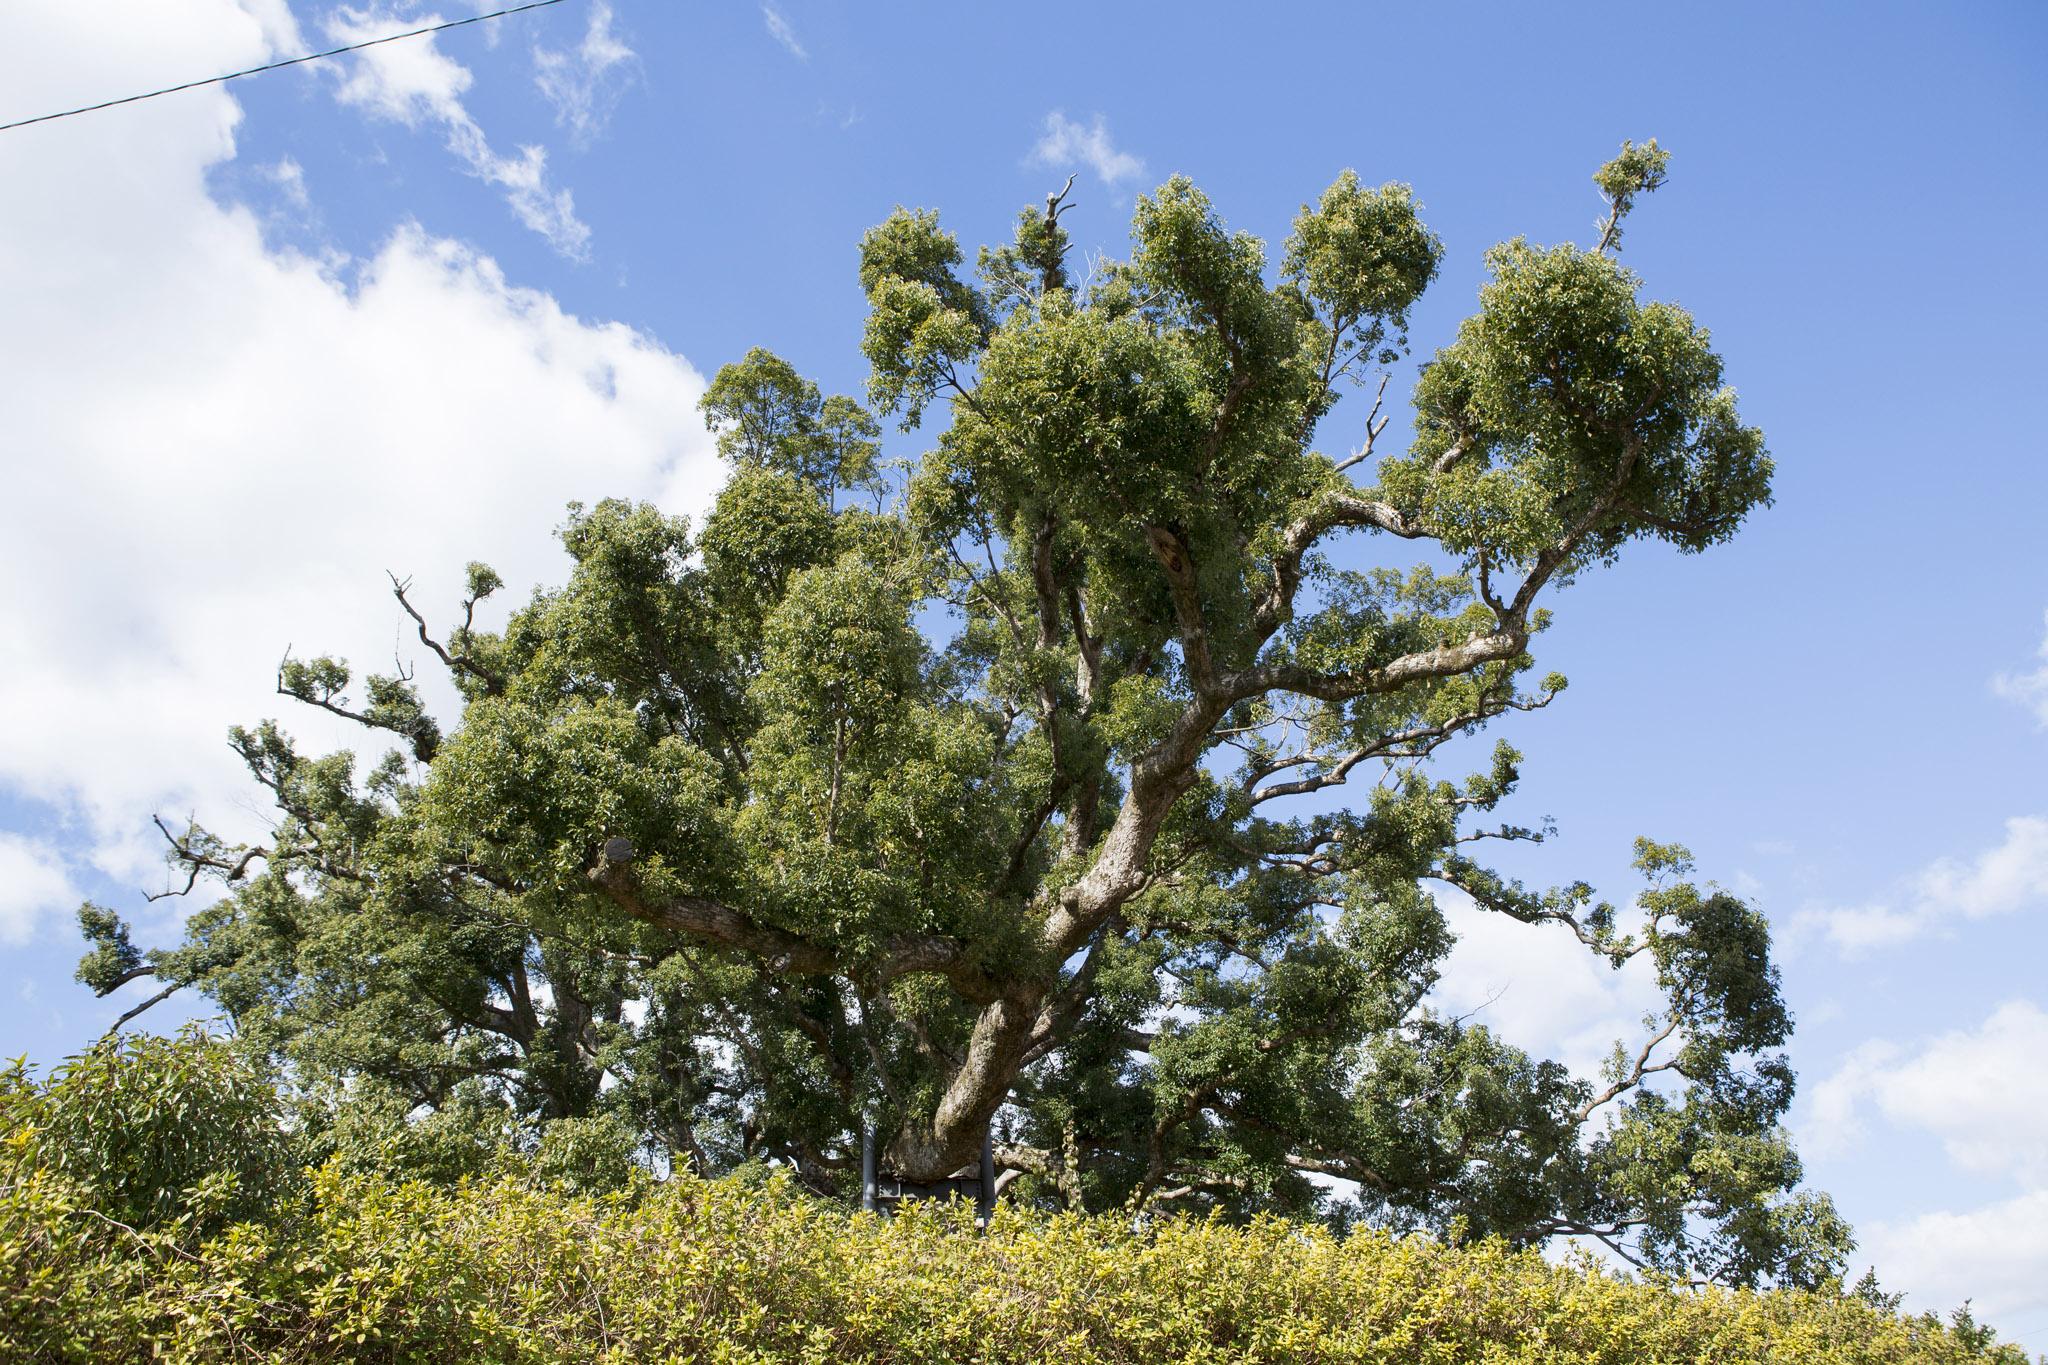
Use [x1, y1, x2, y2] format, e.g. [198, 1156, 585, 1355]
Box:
[1254, 491, 1431, 642]
[587, 840, 840, 975]
[587, 839, 1004, 1003]
[390, 571, 505, 696]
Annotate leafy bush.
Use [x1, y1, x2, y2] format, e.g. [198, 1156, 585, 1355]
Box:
[0, 1027, 295, 1236]
[527, 1113, 646, 1198]
[0, 1167, 2032, 1361]
[0, 1033, 2030, 1363]
[302, 1078, 513, 1188]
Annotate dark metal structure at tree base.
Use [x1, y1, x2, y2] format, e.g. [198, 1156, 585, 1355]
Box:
[862, 1123, 997, 1224]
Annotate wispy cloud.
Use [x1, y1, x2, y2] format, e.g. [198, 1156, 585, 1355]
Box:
[0, 834, 76, 944]
[1808, 1001, 2048, 1321]
[1028, 111, 1144, 187]
[1994, 609, 2048, 727]
[761, 4, 807, 60]
[326, 5, 592, 259]
[1810, 1000, 2048, 1180]
[1918, 815, 2048, 918]
[1796, 815, 2048, 954]
[533, 0, 636, 144]
[260, 156, 310, 212]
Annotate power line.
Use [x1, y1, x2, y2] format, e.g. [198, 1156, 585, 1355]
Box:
[0, 0, 571, 135]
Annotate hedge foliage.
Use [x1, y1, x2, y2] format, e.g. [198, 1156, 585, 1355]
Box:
[1, 1037, 2033, 1364]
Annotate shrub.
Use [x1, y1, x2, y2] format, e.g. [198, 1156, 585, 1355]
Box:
[1, 1028, 295, 1236]
[1, 1032, 2031, 1362]
[1, 1157, 2036, 1363]
[526, 1113, 647, 1198]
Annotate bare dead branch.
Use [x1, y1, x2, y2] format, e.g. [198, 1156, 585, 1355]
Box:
[102, 982, 180, 1037]
[389, 572, 504, 695]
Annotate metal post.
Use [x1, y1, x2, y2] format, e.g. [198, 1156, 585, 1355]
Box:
[861, 1121, 877, 1213]
[976, 1123, 995, 1227]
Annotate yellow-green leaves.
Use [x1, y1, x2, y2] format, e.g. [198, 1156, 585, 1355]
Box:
[0, 1157, 2025, 1364]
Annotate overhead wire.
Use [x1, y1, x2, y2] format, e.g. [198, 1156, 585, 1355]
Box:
[0, 0, 572, 135]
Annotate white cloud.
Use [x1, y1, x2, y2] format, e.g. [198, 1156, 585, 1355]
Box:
[1809, 1001, 2048, 1183]
[1859, 1191, 2048, 1324]
[326, 4, 591, 258]
[1993, 610, 2048, 727]
[761, 4, 807, 61]
[1795, 816, 2048, 954]
[237, 0, 307, 55]
[0, 0, 722, 922]
[1811, 1002, 2048, 1327]
[533, 0, 634, 144]
[0, 836, 78, 945]
[260, 155, 310, 210]
[1917, 816, 2048, 919]
[1029, 112, 1144, 188]
[1797, 903, 1924, 954]
[1428, 886, 1662, 1082]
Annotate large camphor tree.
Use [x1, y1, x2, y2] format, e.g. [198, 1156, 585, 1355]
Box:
[80, 141, 1850, 1286]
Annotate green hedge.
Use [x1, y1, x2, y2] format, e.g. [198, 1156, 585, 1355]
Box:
[0, 1161, 2030, 1364]
[0, 1036, 2030, 1363]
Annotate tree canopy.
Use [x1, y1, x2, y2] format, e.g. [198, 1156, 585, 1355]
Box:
[81, 140, 1849, 1287]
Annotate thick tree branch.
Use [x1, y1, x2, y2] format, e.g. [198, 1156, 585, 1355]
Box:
[88, 963, 158, 995]
[1236, 629, 1530, 706]
[1246, 687, 1552, 807]
[588, 839, 840, 974]
[1029, 515, 1062, 651]
[1254, 491, 1432, 642]
[588, 838, 1002, 1004]
[1020, 916, 1126, 1065]
[1146, 524, 1218, 693]
[1577, 1010, 1687, 1124]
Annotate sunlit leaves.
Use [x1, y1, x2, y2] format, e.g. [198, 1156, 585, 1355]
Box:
[1385, 239, 1772, 567]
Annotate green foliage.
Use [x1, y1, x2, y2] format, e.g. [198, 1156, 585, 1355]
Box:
[0, 1160, 2031, 1364]
[700, 347, 885, 501]
[73, 902, 145, 996]
[1593, 138, 1671, 250]
[276, 652, 443, 762]
[304, 1080, 513, 1186]
[0, 1029, 295, 1236]
[1386, 239, 1771, 565]
[85, 142, 1852, 1293]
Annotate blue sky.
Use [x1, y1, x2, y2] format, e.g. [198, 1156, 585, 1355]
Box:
[2, 0, 2044, 1343]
